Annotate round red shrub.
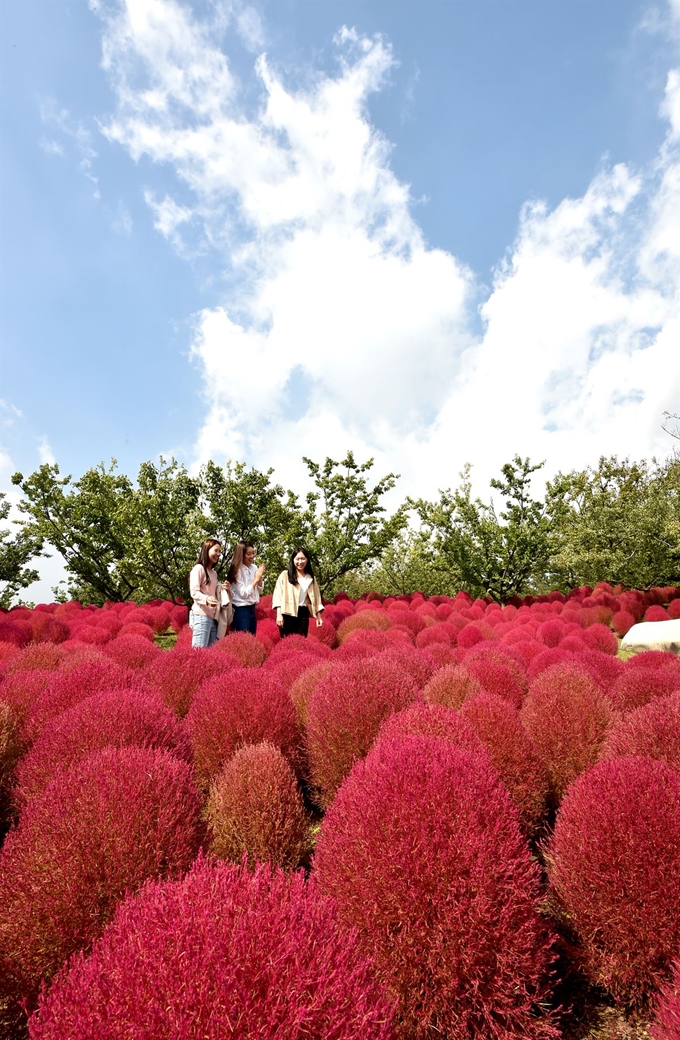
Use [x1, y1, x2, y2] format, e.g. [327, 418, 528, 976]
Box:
[626, 650, 680, 673]
[599, 691, 680, 769]
[645, 605, 670, 622]
[0, 669, 53, 728]
[376, 701, 486, 760]
[289, 661, 334, 728]
[256, 617, 281, 645]
[547, 756, 680, 1005]
[423, 663, 482, 709]
[118, 622, 155, 642]
[187, 669, 300, 789]
[305, 658, 419, 808]
[220, 631, 268, 667]
[374, 645, 440, 689]
[14, 689, 190, 807]
[28, 858, 396, 1040]
[104, 634, 160, 670]
[145, 647, 238, 717]
[3, 643, 66, 674]
[316, 736, 558, 1039]
[21, 660, 154, 745]
[0, 746, 201, 1003]
[265, 634, 332, 664]
[581, 623, 619, 656]
[651, 960, 680, 1040]
[415, 625, 451, 649]
[456, 623, 488, 649]
[521, 663, 616, 802]
[306, 617, 338, 648]
[206, 743, 309, 869]
[461, 692, 549, 835]
[527, 647, 571, 684]
[385, 610, 424, 636]
[608, 667, 680, 713]
[266, 652, 323, 693]
[612, 610, 636, 637]
[537, 620, 567, 648]
[668, 599, 680, 620]
[0, 621, 30, 648]
[462, 657, 525, 709]
[337, 612, 391, 643]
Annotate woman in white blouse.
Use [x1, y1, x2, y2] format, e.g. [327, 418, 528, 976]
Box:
[272, 548, 324, 638]
[227, 541, 265, 635]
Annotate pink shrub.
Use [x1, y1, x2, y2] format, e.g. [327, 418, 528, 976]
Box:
[21, 660, 153, 745]
[256, 617, 282, 644]
[206, 743, 309, 869]
[546, 756, 680, 1005]
[423, 664, 482, 709]
[536, 619, 567, 648]
[461, 692, 549, 835]
[0, 670, 54, 727]
[376, 701, 486, 761]
[337, 611, 391, 643]
[265, 634, 332, 663]
[0, 621, 31, 648]
[374, 645, 440, 689]
[581, 622, 619, 656]
[651, 960, 680, 1040]
[668, 599, 680, 620]
[0, 641, 20, 669]
[305, 658, 419, 808]
[0, 746, 201, 1003]
[612, 610, 636, 637]
[29, 859, 395, 1040]
[220, 631, 268, 667]
[415, 625, 451, 649]
[169, 604, 189, 633]
[289, 661, 334, 728]
[145, 647, 238, 717]
[456, 623, 488, 648]
[3, 643, 66, 674]
[462, 657, 525, 709]
[316, 736, 558, 1039]
[385, 609, 424, 636]
[626, 650, 680, 673]
[14, 689, 190, 807]
[521, 663, 616, 801]
[266, 653, 323, 693]
[608, 667, 680, 712]
[118, 622, 155, 642]
[527, 647, 571, 683]
[306, 617, 338, 648]
[187, 669, 300, 789]
[599, 691, 680, 769]
[104, 634, 160, 670]
[645, 605, 670, 622]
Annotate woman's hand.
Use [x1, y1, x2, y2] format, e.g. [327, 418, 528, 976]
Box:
[316, 616, 324, 628]
[206, 596, 218, 608]
[276, 608, 283, 627]
[255, 564, 266, 583]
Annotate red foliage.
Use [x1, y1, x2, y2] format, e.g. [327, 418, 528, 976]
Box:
[206, 743, 308, 869]
[2, 643, 67, 674]
[547, 756, 680, 1005]
[289, 661, 334, 728]
[423, 663, 480, 709]
[374, 645, 440, 689]
[645, 605, 670, 622]
[266, 652, 323, 692]
[527, 647, 571, 683]
[462, 657, 526, 709]
[415, 625, 452, 648]
[668, 598, 680, 620]
[0, 621, 31, 648]
[651, 960, 680, 1040]
[607, 667, 680, 712]
[0, 746, 201, 1003]
[0, 670, 54, 727]
[599, 691, 680, 769]
[315, 736, 558, 1039]
[265, 634, 332, 663]
[376, 701, 485, 759]
[521, 663, 616, 801]
[461, 692, 549, 835]
[220, 631, 268, 667]
[104, 634, 160, 670]
[305, 658, 419, 807]
[625, 650, 680, 673]
[145, 646, 238, 717]
[337, 611, 392, 643]
[118, 622, 156, 642]
[187, 669, 300, 789]
[29, 859, 396, 1040]
[612, 610, 635, 637]
[14, 689, 190, 807]
[581, 623, 619, 656]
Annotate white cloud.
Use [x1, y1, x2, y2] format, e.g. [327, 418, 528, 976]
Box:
[94, 0, 680, 500]
[40, 99, 100, 198]
[0, 400, 24, 427]
[37, 437, 57, 466]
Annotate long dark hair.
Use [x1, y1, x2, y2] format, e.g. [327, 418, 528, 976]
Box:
[287, 547, 314, 586]
[196, 538, 221, 574]
[227, 541, 255, 584]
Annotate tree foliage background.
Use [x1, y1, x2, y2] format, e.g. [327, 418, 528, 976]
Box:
[5, 439, 679, 607]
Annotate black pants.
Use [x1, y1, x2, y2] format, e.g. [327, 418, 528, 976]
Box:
[281, 606, 310, 638]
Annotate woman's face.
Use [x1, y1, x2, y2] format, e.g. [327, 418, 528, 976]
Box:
[244, 546, 256, 566]
[294, 551, 308, 573]
[208, 543, 221, 565]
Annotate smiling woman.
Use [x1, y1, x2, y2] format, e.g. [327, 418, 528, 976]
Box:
[272, 548, 324, 639]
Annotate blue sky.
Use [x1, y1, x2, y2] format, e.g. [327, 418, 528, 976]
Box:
[1, 0, 679, 599]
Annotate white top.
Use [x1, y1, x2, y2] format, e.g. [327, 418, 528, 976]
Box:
[231, 563, 262, 607]
[297, 573, 312, 607]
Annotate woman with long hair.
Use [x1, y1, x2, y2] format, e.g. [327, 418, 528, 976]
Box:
[272, 548, 324, 638]
[227, 541, 265, 635]
[188, 538, 229, 649]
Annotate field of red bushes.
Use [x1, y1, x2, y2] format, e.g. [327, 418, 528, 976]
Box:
[1, 582, 680, 1039]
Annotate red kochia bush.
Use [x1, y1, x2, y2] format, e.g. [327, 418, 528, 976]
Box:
[104, 634, 160, 670]
[14, 689, 190, 807]
[305, 659, 419, 808]
[376, 701, 486, 759]
[521, 663, 616, 802]
[608, 667, 680, 713]
[461, 692, 549, 835]
[220, 631, 268, 667]
[2, 643, 67, 673]
[0, 746, 201, 1003]
[316, 736, 558, 1039]
[599, 691, 680, 770]
[651, 960, 680, 1040]
[145, 646, 237, 717]
[187, 669, 300, 789]
[547, 756, 680, 1006]
[29, 859, 396, 1040]
[422, 664, 482, 709]
[206, 743, 309, 869]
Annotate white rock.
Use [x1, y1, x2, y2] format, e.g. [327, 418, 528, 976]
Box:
[621, 619, 680, 657]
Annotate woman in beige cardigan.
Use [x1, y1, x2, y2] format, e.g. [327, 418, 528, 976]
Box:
[272, 549, 324, 638]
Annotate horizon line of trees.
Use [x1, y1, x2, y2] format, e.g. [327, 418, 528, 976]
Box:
[0, 443, 678, 609]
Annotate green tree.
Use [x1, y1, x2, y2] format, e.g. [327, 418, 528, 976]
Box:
[338, 530, 454, 598]
[412, 457, 553, 602]
[200, 460, 304, 579]
[11, 462, 137, 604]
[0, 492, 43, 608]
[301, 452, 407, 594]
[546, 455, 680, 589]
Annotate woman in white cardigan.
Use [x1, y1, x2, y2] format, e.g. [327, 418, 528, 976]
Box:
[272, 548, 324, 638]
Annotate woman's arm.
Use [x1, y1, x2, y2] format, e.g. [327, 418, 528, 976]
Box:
[190, 565, 216, 607]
